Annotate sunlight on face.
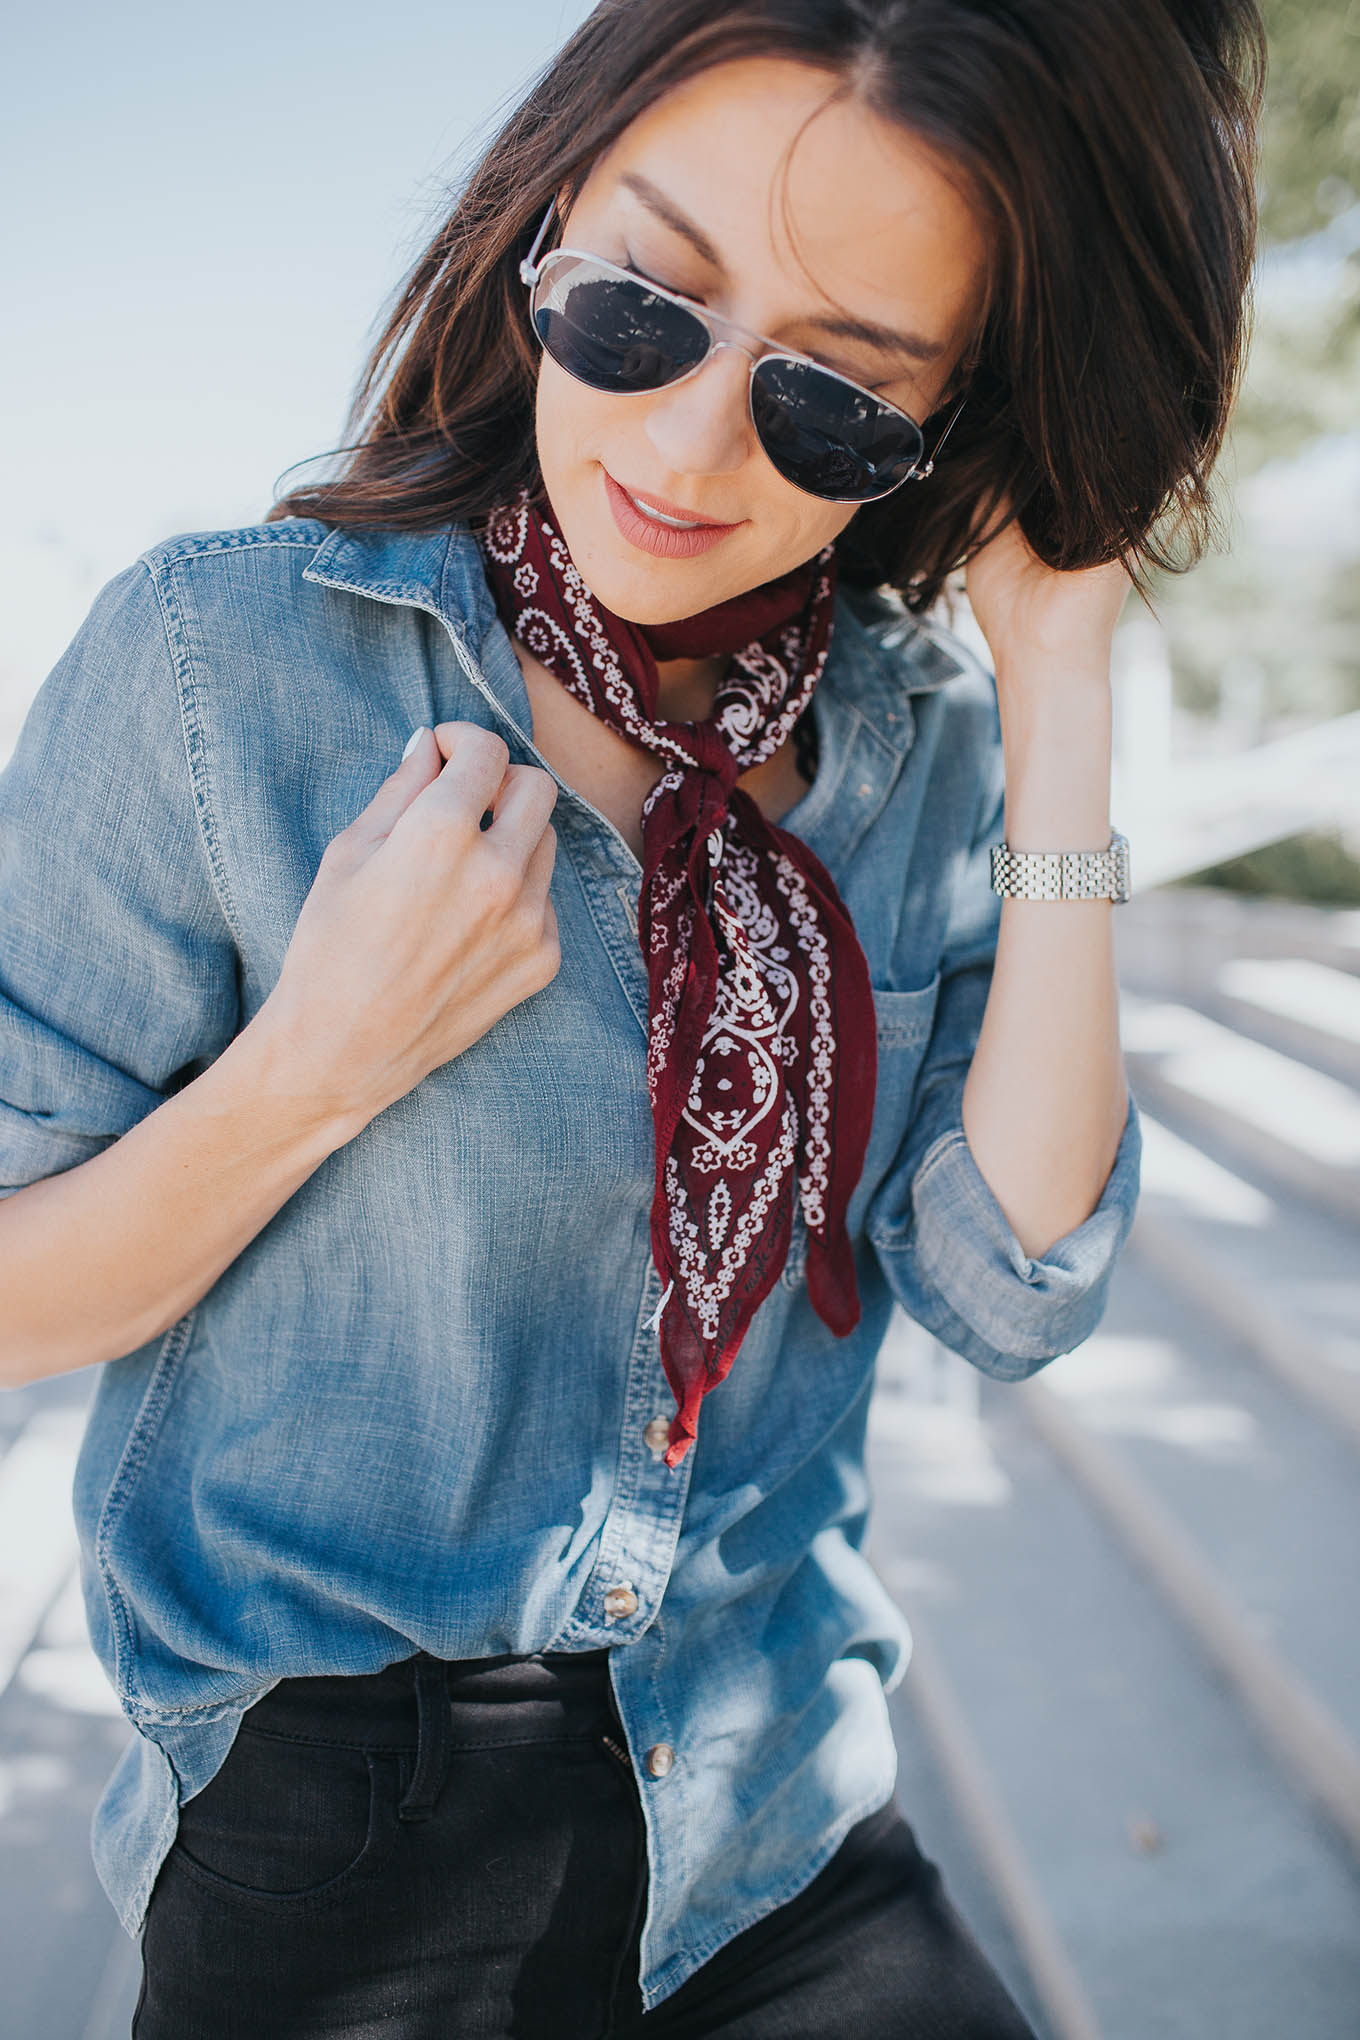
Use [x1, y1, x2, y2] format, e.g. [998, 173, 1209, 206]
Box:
[534, 56, 991, 624]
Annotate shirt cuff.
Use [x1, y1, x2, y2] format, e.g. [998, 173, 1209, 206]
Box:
[868, 1088, 1143, 1380]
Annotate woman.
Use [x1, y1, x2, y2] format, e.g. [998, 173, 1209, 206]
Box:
[0, 1, 1263, 2033]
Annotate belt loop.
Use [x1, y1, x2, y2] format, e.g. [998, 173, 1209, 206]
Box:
[398, 1655, 452, 1822]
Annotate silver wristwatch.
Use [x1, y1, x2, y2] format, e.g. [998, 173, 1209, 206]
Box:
[989, 829, 1131, 903]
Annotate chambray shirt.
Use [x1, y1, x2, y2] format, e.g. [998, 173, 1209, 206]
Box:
[0, 518, 1141, 2008]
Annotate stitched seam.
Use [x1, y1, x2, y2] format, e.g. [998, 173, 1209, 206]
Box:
[872, 972, 940, 1049]
[171, 1749, 387, 1910]
[138, 527, 326, 569]
[143, 560, 248, 955]
[93, 1312, 197, 1705]
[303, 571, 455, 605]
[128, 1690, 273, 1727]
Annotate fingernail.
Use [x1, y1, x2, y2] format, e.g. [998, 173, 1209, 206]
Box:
[401, 726, 430, 761]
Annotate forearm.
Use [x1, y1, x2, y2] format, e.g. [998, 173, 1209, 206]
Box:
[960, 661, 1130, 1262]
[0, 1010, 362, 1388]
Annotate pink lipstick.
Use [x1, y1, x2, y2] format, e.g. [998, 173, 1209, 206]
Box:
[602, 468, 740, 560]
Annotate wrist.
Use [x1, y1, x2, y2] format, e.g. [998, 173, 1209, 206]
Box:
[994, 670, 1113, 850]
[225, 1002, 376, 1159]
[992, 645, 1112, 698]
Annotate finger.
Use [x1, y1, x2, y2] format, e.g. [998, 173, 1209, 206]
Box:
[403, 723, 513, 835]
[429, 719, 511, 776]
[517, 816, 558, 915]
[486, 763, 559, 846]
[344, 727, 444, 850]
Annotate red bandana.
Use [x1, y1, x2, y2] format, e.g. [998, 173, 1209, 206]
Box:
[478, 496, 876, 1466]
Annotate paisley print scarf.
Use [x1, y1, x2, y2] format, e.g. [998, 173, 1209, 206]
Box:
[478, 495, 876, 1467]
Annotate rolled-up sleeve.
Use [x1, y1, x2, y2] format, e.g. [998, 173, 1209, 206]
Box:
[0, 560, 240, 1199]
[865, 697, 1142, 1380]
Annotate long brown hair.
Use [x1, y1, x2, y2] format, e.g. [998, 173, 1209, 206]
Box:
[269, 0, 1267, 613]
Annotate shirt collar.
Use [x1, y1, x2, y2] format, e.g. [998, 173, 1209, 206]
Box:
[301, 522, 969, 760]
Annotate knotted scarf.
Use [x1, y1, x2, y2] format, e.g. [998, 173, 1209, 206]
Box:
[478, 495, 877, 1466]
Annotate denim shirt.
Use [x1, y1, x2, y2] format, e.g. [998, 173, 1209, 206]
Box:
[0, 517, 1141, 2008]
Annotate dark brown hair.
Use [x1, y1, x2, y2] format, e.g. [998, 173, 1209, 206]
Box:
[268, 0, 1267, 613]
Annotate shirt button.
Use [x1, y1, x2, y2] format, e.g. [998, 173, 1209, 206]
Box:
[643, 1415, 671, 1458]
[646, 1743, 675, 1778]
[603, 1583, 639, 1620]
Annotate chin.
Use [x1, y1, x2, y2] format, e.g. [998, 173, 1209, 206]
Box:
[587, 566, 735, 626]
[554, 503, 753, 623]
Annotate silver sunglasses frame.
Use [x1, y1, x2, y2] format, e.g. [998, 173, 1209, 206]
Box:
[518, 200, 966, 504]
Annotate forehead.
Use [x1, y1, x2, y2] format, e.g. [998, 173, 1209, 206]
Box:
[578, 56, 989, 340]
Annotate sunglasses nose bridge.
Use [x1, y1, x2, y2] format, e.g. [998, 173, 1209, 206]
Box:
[698, 328, 762, 371]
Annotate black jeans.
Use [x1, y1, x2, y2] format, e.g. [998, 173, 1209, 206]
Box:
[133, 1650, 1038, 2039]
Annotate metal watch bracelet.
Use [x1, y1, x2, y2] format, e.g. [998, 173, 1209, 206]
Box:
[989, 829, 1131, 903]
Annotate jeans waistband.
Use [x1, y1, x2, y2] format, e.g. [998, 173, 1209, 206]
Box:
[239, 1650, 621, 1825]
[240, 1649, 616, 1751]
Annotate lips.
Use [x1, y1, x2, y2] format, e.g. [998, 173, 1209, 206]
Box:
[616, 478, 737, 529]
[601, 468, 740, 560]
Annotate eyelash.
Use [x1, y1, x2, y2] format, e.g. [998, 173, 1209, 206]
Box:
[623, 252, 693, 296]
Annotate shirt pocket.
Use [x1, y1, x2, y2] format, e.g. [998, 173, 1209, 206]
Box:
[782, 972, 942, 1290]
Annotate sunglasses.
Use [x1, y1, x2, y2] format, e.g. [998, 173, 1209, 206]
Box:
[519, 201, 966, 505]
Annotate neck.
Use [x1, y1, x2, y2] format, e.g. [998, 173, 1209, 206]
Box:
[654, 653, 726, 724]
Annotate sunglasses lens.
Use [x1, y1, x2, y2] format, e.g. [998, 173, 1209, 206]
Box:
[532, 258, 709, 394]
[750, 358, 925, 502]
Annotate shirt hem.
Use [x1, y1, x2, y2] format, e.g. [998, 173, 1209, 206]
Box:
[637, 1776, 899, 2014]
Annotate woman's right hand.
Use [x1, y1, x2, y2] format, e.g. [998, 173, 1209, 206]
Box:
[258, 723, 561, 1134]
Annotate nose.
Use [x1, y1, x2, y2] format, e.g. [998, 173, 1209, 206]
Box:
[642, 341, 755, 480]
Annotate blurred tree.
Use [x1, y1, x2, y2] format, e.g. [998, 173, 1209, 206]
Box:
[1138, 2, 1360, 901]
[1256, 0, 1360, 244]
[1172, 830, 1360, 907]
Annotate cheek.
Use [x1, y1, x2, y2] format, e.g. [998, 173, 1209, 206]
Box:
[757, 497, 857, 573]
[533, 359, 589, 489]
[534, 358, 638, 506]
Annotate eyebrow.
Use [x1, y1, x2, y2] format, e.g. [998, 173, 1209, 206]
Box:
[618, 171, 948, 367]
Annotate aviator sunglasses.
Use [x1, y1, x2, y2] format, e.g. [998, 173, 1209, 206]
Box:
[519, 200, 967, 505]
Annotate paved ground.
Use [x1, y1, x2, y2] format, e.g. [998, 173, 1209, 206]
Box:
[2, 885, 1358, 2038]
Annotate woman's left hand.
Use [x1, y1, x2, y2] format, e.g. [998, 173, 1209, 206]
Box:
[963, 502, 1133, 683]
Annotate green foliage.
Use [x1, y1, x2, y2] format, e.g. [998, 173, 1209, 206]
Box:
[1229, 269, 1360, 474]
[1171, 829, 1360, 906]
[1257, 0, 1360, 245]
[1140, 0, 1360, 836]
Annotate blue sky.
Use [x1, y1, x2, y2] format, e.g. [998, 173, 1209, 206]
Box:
[0, 2, 592, 727]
